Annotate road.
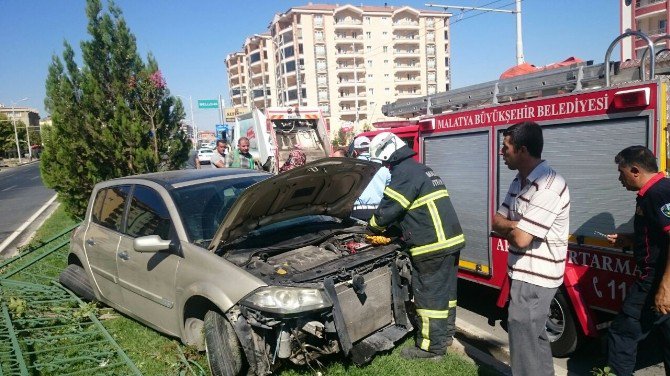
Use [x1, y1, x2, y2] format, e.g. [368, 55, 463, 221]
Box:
[456, 279, 667, 375]
[0, 162, 56, 253]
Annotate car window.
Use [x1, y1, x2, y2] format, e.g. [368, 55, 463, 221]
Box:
[93, 185, 131, 232]
[125, 185, 172, 239]
[171, 176, 268, 244]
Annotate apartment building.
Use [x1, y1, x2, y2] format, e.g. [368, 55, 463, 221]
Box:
[0, 105, 40, 130]
[621, 0, 669, 60]
[225, 3, 451, 134]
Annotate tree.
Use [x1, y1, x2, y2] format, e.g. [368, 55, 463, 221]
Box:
[41, 0, 190, 217]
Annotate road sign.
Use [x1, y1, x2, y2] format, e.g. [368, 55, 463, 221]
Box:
[198, 99, 219, 109]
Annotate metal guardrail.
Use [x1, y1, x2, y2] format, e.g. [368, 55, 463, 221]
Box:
[0, 225, 143, 375]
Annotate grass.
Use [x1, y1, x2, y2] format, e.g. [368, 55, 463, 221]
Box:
[21, 205, 498, 376]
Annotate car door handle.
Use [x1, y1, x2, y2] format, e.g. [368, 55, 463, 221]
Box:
[86, 239, 95, 246]
[118, 251, 129, 260]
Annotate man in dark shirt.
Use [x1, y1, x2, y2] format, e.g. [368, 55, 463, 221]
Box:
[606, 145, 670, 376]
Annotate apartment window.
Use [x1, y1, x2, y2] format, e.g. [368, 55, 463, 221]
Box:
[383, 46, 388, 53]
[315, 31, 324, 41]
[368, 88, 374, 94]
[382, 17, 387, 21]
[314, 15, 323, 26]
[382, 31, 388, 36]
[365, 16, 371, 24]
[366, 31, 371, 38]
[385, 88, 390, 93]
[661, 19, 668, 33]
[384, 59, 388, 64]
[367, 59, 373, 67]
[367, 46, 372, 52]
[384, 73, 389, 78]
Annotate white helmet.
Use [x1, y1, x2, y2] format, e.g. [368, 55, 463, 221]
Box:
[369, 132, 406, 162]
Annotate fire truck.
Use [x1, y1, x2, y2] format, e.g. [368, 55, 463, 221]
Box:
[232, 106, 331, 173]
[359, 31, 670, 356]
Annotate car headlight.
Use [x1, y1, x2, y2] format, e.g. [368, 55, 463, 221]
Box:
[241, 286, 331, 314]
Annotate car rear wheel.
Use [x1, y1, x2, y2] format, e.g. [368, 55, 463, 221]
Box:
[547, 289, 581, 357]
[59, 264, 96, 301]
[204, 310, 246, 376]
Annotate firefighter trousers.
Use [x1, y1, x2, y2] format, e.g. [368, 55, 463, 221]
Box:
[411, 250, 459, 354]
[607, 281, 670, 376]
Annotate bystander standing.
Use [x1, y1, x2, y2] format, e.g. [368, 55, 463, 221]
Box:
[492, 121, 570, 376]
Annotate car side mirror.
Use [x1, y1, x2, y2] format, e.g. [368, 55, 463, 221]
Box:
[134, 235, 173, 253]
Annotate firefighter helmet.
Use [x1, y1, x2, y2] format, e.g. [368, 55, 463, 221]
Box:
[369, 132, 406, 162]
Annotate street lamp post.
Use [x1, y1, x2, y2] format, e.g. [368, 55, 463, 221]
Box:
[11, 98, 29, 164]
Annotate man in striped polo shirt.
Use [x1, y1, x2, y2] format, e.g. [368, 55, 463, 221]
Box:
[493, 121, 570, 376]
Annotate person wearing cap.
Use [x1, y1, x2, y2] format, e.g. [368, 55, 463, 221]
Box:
[351, 136, 391, 221]
[367, 132, 465, 360]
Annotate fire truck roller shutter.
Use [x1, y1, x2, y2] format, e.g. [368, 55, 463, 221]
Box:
[424, 131, 491, 275]
[497, 117, 648, 242]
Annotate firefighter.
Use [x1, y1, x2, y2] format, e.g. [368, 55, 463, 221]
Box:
[606, 146, 670, 376]
[367, 132, 465, 360]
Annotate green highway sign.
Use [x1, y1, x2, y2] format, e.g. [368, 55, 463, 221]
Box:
[198, 99, 219, 109]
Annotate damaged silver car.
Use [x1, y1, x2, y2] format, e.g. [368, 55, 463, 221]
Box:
[61, 159, 413, 375]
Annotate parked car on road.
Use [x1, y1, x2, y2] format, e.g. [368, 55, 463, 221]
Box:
[60, 159, 413, 375]
[198, 148, 214, 165]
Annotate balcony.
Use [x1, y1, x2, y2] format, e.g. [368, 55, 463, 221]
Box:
[338, 93, 367, 103]
[394, 49, 419, 56]
[335, 49, 364, 57]
[393, 34, 421, 44]
[334, 18, 363, 29]
[339, 106, 367, 115]
[396, 90, 421, 98]
[636, 0, 666, 8]
[426, 20, 435, 29]
[394, 63, 421, 72]
[393, 20, 420, 29]
[337, 64, 365, 72]
[337, 79, 366, 88]
[335, 34, 364, 42]
[394, 76, 420, 83]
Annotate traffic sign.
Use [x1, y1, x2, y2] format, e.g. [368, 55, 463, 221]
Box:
[198, 99, 219, 109]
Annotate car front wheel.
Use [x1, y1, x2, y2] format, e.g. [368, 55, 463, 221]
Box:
[204, 310, 246, 376]
[59, 264, 96, 301]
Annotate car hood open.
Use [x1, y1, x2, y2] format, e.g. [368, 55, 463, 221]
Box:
[208, 158, 380, 250]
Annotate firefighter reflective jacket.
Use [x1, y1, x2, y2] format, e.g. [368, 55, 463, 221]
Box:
[368, 146, 465, 258]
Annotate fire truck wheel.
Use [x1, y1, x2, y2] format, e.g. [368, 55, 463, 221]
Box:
[547, 289, 580, 357]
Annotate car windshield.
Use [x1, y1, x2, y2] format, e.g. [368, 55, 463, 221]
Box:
[170, 175, 268, 246]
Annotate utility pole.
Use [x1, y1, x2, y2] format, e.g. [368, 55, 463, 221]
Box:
[352, 43, 359, 130]
[10, 98, 29, 164]
[426, 0, 524, 65]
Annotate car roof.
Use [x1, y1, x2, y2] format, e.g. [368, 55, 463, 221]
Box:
[105, 169, 271, 191]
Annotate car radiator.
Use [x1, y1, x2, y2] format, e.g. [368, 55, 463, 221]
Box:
[334, 267, 393, 343]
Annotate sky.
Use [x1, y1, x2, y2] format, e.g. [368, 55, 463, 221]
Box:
[1, 0, 621, 132]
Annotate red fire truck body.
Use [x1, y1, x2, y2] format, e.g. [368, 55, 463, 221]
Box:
[360, 32, 670, 355]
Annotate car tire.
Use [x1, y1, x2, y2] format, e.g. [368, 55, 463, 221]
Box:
[204, 310, 246, 376]
[547, 289, 581, 357]
[59, 264, 96, 301]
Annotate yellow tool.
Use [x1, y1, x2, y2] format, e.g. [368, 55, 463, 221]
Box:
[365, 234, 391, 245]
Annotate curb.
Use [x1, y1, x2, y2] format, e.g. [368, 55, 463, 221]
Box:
[453, 316, 570, 376]
[0, 194, 58, 257]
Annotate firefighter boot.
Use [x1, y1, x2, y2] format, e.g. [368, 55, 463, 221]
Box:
[400, 346, 444, 360]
